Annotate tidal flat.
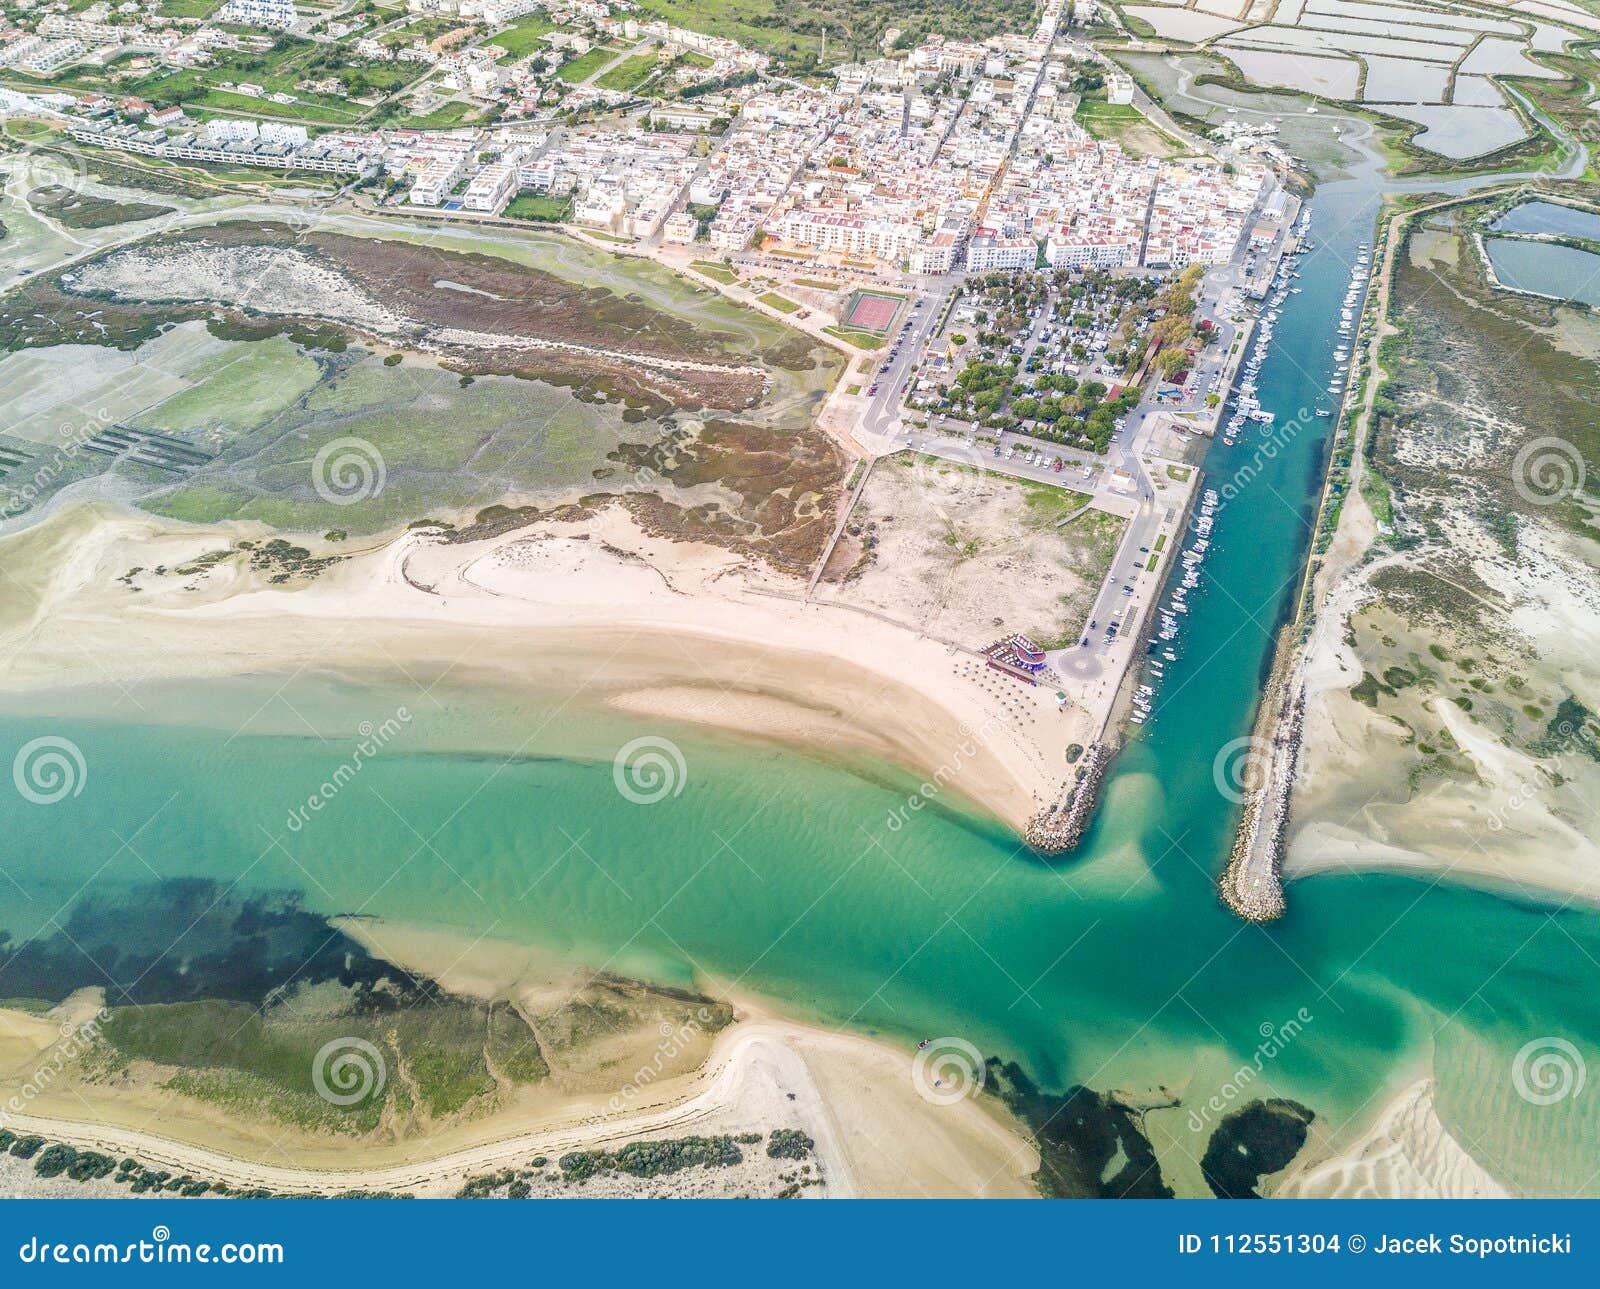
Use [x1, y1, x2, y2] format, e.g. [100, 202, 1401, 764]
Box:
[0, 204, 844, 538]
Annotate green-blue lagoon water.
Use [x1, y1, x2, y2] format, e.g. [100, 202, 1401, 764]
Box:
[5, 177, 1599, 1195]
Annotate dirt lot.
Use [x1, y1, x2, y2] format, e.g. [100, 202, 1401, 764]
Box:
[816, 452, 1124, 648]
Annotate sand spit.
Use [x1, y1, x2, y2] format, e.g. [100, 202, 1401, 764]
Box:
[0, 501, 1074, 835]
[1275, 1080, 1509, 1199]
[63, 239, 770, 409]
[1286, 192, 1600, 909]
[0, 923, 1038, 1199]
[0, 1014, 1038, 1199]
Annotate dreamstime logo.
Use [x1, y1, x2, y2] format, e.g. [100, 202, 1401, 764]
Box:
[0, 408, 114, 517]
[311, 1037, 387, 1106]
[0, 1006, 109, 1129]
[911, 1036, 986, 1106]
[906, 443, 991, 528]
[612, 735, 687, 805]
[1058, 646, 1105, 682]
[1212, 735, 1268, 804]
[1511, 437, 1586, 508]
[1511, 1037, 1586, 1106]
[1484, 719, 1594, 836]
[626, 417, 701, 492]
[2, 140, 89, 197]
[284, 707, 411, 833]
[1211, 405, 1316, 513]
[600, 1006, 719, 1117]
[12, 736, 86, 805]
[1486, 746, 1568, 834]
[885, 713, 1003, 831]
[1186, 1007, 1313, 1134]
[312, 436, 386, 506]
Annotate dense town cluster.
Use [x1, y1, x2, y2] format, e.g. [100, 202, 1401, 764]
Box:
[5, 0, 1274, 276]
[2, 0, 767, 133]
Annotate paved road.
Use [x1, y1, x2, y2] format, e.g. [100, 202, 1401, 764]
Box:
[858, 277, 959, 445]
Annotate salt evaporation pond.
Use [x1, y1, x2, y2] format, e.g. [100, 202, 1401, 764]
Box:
[1491, 198, 1600, 241]
[1486, 236, 1600, 307]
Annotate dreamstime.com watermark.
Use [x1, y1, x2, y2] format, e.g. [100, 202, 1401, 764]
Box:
[283, 709, 411, 833]
[600, 1006, 720, 1118]
[17, 1227, 283, 1267]
[1211, 734, 1269, 806]
[1511, 437, 1588, 509]
[612, 734, 688, 805]
[311, 437, 386, 507]
[1, 138, 89, 199]
[885, 714, 1004, 832]
[0, 1008, 109, 1131]
[311, 1037, 387, 1107]
[11, 736, 87, 807]
[911, 1036, 986, 1106]
[906, 441, 993, 529]
[0, 410, 114, 517]
[1511, 1037, 1586, 1107]
[1485, 720, 1595, 835]
[1207, 404, 1319, 516]
[1185, 1007, 1314, 1135]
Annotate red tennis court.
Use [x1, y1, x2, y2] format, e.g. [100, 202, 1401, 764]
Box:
[844, 291, 901, 333]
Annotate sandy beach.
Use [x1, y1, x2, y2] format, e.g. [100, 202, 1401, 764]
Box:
[1275, 1079, 1509, 1199]
[0, 499, 1087, 835]
[0, 920, 1039, 1199]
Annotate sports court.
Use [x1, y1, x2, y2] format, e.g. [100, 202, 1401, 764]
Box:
[843, 290, 903, 333]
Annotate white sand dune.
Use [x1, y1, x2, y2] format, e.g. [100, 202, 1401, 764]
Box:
[1275, 1079, 1508, 1198]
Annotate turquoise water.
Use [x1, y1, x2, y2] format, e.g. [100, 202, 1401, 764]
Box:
[5, 179, 1600, 1195]
[1486, 236, 1600, 308]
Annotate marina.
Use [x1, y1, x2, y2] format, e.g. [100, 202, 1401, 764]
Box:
[1136, 202, 1373, 748]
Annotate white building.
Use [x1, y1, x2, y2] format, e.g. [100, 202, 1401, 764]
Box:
[260, 121, 308, 147]
[663, 209, 697, 244]
[479, 0, 536, 22]
[462, 161, 516, 212]
[39, 15, 129, 44]
[409, 152, 465, 205]
[205, 117, 260, 144]
[1044, 228, 1133, 268]
[573, 176, 625, 230]
[13, 38, 84, 73]
[910, 229, 960, 275]
[965, 228, 1036, 271]
[773, 208, 920, 265]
